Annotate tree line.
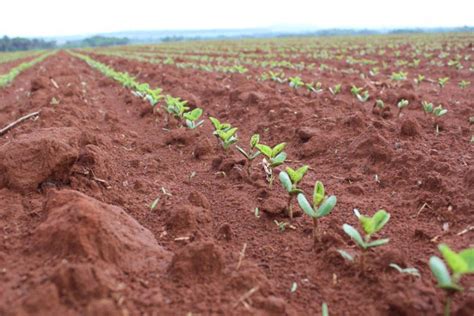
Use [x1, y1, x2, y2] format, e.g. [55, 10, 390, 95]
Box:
[0, 36, 130, 51]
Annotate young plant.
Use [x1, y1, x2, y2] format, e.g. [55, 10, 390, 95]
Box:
[255, 142, 287, 187]
[429, 244, 474, 316]
[306, 82, 323, 94]
[217, 127, 238, 150]
[289, 76, 304, 89]
[183, 108, 204, 129]
[438, 77, 449, 88]
[329, 84, 341, 95]
[374, 99, 385, 110]
[279, 165, 309, 220]
[236, 134, 261, 175]
[414, 74, 425, 85]
[397, 99, 409, 116]
[391, 71, 408, 81]
[357, 90, 370, 102]
[297, 181, 337, 243]
[342, 209, 390, 268]
[423, 102, 448, 134]
[458, 80, 470, 89]
[165, 95, 189, 119]
[145, 88, 164, 107]
[209, 116, 232, 144]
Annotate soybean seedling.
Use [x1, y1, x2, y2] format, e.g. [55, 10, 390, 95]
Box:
[429, 244, 474, 316]
[145, 88, 164, 107]
[289, 76, 304, 89]
[165, 95, 189, 119]
[279, 165, 309, 220]
[255, 142, 287, 188]
[236, 134, 261, 175]
[217, 127, 238, 150]
[438, 77, 449, 89]
[423, 102, 448, 134]
[209, 117, 234, 148]
[329, 84, 341, 96]
[342, 209, 390, 269]
[297, 181, 337, 243]
[415, 74, 425, 85]
[306, 82, 323, 94]
[397, 99, 409, 116]
[458, 80, 470, 89]
[374, 99, 385, 110]
[183, 108, 204, 129]
[391, 71, 408, 81]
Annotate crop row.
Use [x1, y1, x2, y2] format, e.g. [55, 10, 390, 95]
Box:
[70, 51, 473, 315]
[0, 50, 41, 65]
[0, 51, 55, 88]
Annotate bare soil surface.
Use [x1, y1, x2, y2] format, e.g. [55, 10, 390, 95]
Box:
[0, 50, 472, 315]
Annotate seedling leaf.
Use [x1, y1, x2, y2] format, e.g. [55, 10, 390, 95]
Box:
[279, 171, 293, 192]
[343, 224, 366, 249]
[297, 193, 316, 218]
[315, 195, 337, 218]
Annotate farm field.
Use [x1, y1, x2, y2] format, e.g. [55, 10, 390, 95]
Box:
[0, 34, 473, 315]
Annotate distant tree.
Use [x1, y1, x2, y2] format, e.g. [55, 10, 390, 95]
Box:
[64, 36, 130, 48]
[0, 36, 56, 51]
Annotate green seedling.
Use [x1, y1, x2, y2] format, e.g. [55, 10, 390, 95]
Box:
[306, 82, 323, 93]
[429, 244, 474, 316]
[414, 74, 425, 85]
[269, 71, 286, 83]
[343, 209, 390, 268]
[255, 142, 287, 187]
[209, 116, 233, 147]
[422, 101, 434, 114]
[458, 80, 470, 89]
[369, 67, 379, 76]
[274, 220, 295, 232]
[145, 88, 164, 107]
[423, 102, 447, 134]
[374, 99, 385, 110]
[297, 181, 337, 243]
[165, 95, 189, 119]
[217, 127, 238, 150]
[329, 84, 341, 95]
[438, 77, 449, 88]
[236, 134, 261, 175]
[391, 71, 408, 81]
[357, 90, 370, 102]
[397, 99, 409, 116]
[279, 165, 309, 220]
[183, 108, 204, 129]
[350, 85, 363, 96]
[289, 76, 304, 89]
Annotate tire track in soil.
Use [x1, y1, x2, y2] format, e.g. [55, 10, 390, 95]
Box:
[0, 50, 472, 315]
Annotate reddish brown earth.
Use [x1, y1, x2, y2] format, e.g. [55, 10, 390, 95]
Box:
[0, 50, 473, 315]
[0, 55, 40, 75]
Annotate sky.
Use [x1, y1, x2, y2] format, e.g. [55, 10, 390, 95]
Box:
[0, 0, 473, 37]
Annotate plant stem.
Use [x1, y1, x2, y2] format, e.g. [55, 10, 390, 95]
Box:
[287, 196, 293, 220]
[312, 218, 319, 244]
[444, 295, 452, 316]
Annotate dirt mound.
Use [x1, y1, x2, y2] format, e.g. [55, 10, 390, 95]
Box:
[168, 241, 224, 280]
[0, 127, 81, 192]
[165, 204, 212, 237]
[347, 130, 393, 164]
[34, 189, 171, 272]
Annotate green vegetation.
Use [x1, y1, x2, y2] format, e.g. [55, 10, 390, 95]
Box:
[297, 181, 337, 242]
[279, 165, 309, 220]
[255, 142, 287, 187]
[429, 244, 474, 315]
[236, 134, 261, 175]
[0, 51, 54, 88]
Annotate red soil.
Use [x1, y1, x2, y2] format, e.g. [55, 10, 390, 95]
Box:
[0, 50, 472, 315]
